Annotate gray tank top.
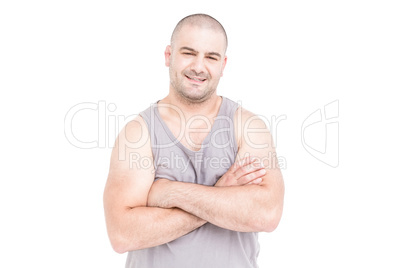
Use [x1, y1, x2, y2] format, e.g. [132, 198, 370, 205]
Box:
[126, 97, 259, 268]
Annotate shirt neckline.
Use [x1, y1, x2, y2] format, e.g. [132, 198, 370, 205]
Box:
[154, 96, 226, 155]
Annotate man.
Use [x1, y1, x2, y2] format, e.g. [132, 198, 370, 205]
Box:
[103, 14, 284, 268]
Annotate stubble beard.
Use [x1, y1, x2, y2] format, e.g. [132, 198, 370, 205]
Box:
[170, 69, 217, 105]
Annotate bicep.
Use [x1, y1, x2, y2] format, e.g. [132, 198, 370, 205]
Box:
[104, 117, 155, 217]
[235, 109, 284, 189]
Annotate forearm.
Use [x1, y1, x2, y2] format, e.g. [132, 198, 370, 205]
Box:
[109, 206, 206, 253]
[165, 182, 272, 232]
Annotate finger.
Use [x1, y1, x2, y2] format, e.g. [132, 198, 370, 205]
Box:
[230, 156, 255, 172]
[237, 156, 256, 167]
[247, 177, 263, 185]
[237, 168, 266, 185]
[233, 161, 264, 180]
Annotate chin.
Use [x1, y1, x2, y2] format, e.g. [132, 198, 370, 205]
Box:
[182, 90, 216, 104]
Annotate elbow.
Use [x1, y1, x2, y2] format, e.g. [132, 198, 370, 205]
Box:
[113, 245, 127, 255]
[112, 244, 127, 255]
[110, 235, 129, 254]
[260, 215, 281, 233]
[249, 217, 278, 233]
[252, 207, 283, 233]
[105, 214, 144, 253]
[109, 233, 141, 254]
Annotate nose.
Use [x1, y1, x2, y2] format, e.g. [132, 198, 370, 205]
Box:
[190, 55, 207, 75]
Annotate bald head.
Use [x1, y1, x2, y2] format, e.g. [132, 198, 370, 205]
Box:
[171, 14, 228, 50]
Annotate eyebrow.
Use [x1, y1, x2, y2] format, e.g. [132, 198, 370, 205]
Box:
[180, 46, 222, 59]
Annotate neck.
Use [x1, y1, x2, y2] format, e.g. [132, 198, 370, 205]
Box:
[159, 92, 222, 119]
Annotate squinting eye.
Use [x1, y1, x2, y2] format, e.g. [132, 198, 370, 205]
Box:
[208, 57, 218, 61]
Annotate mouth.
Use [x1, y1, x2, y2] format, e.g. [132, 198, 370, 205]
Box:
[185, 75, 207, 84]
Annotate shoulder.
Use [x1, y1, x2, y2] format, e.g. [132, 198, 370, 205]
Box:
[118, 115, 149, 144]
[111, 115, 152, 165]
[234, 105, 270, 148]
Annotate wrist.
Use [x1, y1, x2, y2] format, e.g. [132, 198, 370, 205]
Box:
[163, 179, 176, 208]
[156, 179, 176, 209]
[163, 180, 183, 209]
[147, 179, 173, 208]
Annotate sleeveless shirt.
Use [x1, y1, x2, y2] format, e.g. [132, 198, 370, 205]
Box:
[125, 96, 260, 268]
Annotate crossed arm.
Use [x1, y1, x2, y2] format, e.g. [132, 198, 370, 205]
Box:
[103, 109, 284, 253]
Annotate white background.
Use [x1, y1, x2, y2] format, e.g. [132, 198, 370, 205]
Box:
[1, 1, 401, 267]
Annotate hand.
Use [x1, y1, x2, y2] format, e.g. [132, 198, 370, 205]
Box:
[215, 156, 266, 187]
[147, 179, 173, 208]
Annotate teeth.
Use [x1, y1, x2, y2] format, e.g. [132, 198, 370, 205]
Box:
[186, 75, 205, 82]
[189, 77, 204, 82]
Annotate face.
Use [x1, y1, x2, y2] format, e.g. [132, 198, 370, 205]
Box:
[165, 25, 227, 103]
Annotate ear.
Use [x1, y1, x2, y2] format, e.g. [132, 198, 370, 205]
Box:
[220, 56, 227, 77]
[164, 45, 172, 67]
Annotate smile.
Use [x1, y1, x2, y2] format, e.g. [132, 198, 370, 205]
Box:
[185, 75, 207, 83]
